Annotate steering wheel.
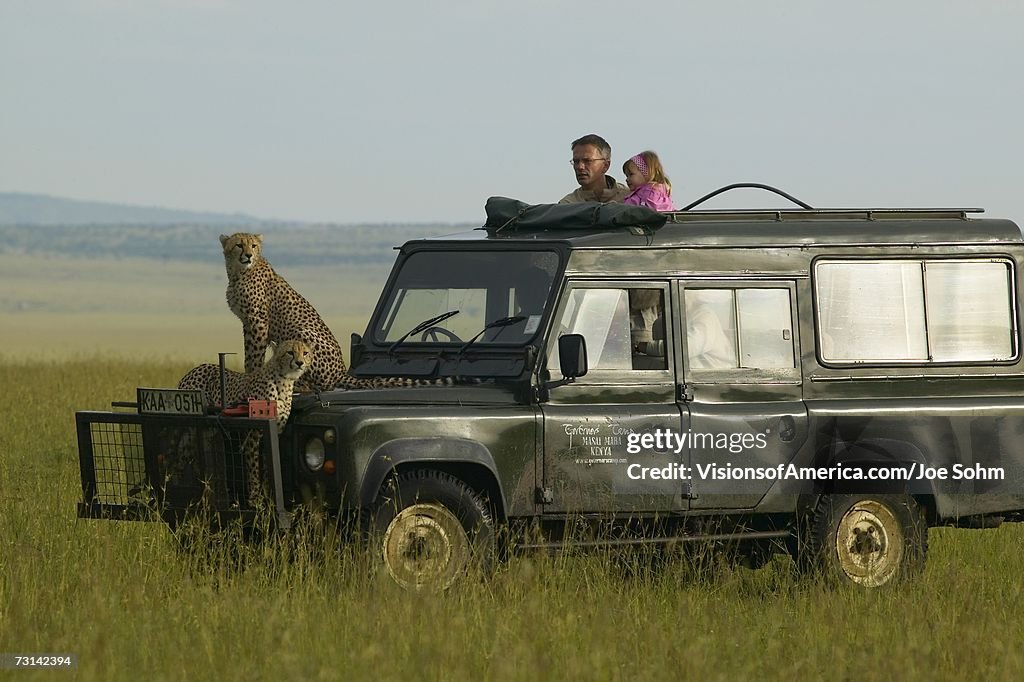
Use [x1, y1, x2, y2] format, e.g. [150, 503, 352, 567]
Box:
[420, 326, 463, 343]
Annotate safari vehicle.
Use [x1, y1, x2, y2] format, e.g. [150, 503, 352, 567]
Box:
[76, 185, 1024, 590]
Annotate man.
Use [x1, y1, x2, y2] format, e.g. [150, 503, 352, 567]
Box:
[559, 134, 630, 204]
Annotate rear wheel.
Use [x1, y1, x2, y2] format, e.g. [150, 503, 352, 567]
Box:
[802, 494, 927, 587]
[371, 469, 495, 591]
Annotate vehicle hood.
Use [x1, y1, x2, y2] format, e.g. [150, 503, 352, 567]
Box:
[292, 383, 523, 411]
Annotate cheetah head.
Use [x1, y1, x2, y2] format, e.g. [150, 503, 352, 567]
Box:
[220, 233, 264, 275]
[270, 339, 313, 380]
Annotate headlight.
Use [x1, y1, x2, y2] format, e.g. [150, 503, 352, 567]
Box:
[304, 437, 325, 471]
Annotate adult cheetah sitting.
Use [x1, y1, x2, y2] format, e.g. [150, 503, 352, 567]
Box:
[221, 232, 361, 392]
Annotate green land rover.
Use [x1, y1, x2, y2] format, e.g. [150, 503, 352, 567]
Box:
[76, 185, 1024, 590]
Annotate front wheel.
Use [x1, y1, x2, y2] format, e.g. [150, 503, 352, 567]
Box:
[370, 469, 495, 591]
[801, 494, 927, 587]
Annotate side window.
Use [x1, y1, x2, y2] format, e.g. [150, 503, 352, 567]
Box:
[815, 262, 927, 361]
[550, 286, 668, 373]
[684, 287, 796, 375]
[925, 262, 1014, 361]
[815, 259, 1015, 364]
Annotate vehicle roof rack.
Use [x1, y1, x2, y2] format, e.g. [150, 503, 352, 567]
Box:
[670, 183, 982, 223]
[665, 207, 984, 223]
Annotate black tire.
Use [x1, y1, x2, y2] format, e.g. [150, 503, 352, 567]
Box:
[370, 469, 495, 591]
[801, 494, 927, 587]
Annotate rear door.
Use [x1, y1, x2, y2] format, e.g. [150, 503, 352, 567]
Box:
[676, 280, 809, 509]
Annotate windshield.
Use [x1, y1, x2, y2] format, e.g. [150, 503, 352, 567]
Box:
[374, 250, 560, 346]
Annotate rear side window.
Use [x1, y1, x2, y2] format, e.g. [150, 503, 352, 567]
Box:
[815, 259, 1016, 364]
[682, 286, 797, 379]
[684, 288, 794, 368]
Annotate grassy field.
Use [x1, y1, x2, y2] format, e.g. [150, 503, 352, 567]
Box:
[2, 359, 1024, 680]
[0, 252, 387, 362]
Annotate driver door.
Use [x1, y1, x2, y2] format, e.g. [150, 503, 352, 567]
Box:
[540, 281, 689, 513]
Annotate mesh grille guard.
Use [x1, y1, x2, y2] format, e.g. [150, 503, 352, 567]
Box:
[74, 411, 289, 530]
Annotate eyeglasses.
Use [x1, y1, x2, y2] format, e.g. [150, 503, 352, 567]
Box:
[570, 157, 607, 167]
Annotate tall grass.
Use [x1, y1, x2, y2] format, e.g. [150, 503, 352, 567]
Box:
[2, 358, 1024, 680]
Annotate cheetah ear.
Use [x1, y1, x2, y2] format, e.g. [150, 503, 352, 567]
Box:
[219, 234, 229, 247]
[254, 233, 264, 243]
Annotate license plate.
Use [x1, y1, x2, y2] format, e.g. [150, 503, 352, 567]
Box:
[137, 388, 204, 416]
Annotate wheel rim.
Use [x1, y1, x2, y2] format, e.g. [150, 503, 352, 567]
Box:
[834, 500, 904, 587]
[382, 503, 470, 591]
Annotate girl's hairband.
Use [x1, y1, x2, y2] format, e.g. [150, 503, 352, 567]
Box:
[630, 154, 649, 177]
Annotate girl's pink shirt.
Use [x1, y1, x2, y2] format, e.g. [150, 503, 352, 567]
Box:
[623, 183, 675, 211]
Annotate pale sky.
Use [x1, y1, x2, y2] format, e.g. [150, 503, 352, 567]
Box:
[2, 0, 1022, 224]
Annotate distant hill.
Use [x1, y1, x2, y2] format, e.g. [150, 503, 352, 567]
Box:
[0, 221, 476, 267]
[0, 192, 263, 226]
[0, 192, 477, 266]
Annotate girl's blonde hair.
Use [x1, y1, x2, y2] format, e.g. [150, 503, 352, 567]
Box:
[623, 150, 672, 195]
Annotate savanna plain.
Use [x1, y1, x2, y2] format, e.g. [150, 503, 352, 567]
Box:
[1, 229, 1024, 680]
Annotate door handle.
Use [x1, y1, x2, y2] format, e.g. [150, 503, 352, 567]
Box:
[778, 415, 796, 442]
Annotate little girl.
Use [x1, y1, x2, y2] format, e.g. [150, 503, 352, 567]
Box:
[622, 151, 675, 211]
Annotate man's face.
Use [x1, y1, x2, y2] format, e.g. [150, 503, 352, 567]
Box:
[571, 144, 611, 190]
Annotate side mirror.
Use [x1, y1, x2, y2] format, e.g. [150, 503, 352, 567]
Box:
[538, 333, 589, 402]
[558, 334, 588, 379]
